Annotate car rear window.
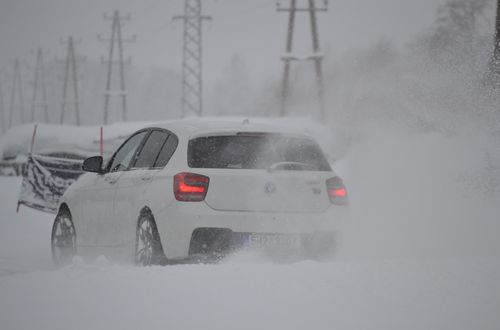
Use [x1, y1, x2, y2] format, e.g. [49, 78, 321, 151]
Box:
[188, 133, 331, 171]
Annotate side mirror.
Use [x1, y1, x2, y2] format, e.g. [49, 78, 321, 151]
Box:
[82, 156, 104, 174]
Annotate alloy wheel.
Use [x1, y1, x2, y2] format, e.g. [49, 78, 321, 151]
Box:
[136, 216, 156, 266]
[51, 211, 76, 266]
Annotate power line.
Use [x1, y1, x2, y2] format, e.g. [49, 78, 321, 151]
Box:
[277, 0, 328, 121]
[30, 48, 49, 123]
[173, 0, 212, 117]
[214, 1, 270, 22]
[98, 10, 136, 124]
[60, 36, 82, 126]
[8, 58, 25, 128]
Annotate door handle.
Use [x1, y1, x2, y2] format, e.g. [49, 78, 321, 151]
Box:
[141, 176, 152, 182]
[104, 176, 117, 184]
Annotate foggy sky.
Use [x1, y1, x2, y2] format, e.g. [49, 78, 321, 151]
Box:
[0, 0, 442, 84]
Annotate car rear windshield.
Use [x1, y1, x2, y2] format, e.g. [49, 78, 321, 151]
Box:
[188, 133, 331, 171]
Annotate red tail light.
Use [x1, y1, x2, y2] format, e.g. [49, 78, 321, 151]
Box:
[326, 177, 349, 205]
[174, 172, 209, 202]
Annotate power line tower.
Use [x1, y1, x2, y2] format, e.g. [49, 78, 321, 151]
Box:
[30, 48, 49, 123]
[173, 0, 212, 117]
[98, 10, 135, 124]
[60, 36, 82, 125]
[8, 58, 25, 128]
[277, 0, 328, 120]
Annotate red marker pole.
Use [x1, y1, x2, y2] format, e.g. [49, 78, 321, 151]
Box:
[100, 126, 104, 157]
[29, 124, 38, 155]
[19, 124, 38, 214]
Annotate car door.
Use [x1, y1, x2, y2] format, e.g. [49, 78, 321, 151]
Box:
[112, 129, 172, 247]
[83, 130, 149, 247]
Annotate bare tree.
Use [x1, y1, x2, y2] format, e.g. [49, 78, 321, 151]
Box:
[493, 0, 500, 70]
[496, 0, 500, 49]
[413, 0, 491, 56]
[485, 0, 500, 87]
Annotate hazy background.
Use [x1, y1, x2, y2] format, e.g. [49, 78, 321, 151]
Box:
[0, 0, 448, 125]
[0, 0, 441, 78]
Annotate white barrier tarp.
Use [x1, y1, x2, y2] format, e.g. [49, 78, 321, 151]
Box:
[18, 155, 84, 214]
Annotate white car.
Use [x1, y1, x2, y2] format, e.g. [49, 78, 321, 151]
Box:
[51, 119, 349, 266]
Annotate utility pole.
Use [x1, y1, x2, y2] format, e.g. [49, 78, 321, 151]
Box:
[60, 36, 82, 125]
[280, 0, 297, 118]
[173, 0, 212, 117]
[30, 48, 49, 123]
[98, 10, 135, 124]
[277, 0, 328, 120]
[8, 58, 25, 128]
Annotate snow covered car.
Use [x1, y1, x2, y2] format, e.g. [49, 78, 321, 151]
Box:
[51, 119, 349, 265]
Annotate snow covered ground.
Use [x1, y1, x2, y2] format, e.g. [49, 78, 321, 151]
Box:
[1, 126, 500, 330]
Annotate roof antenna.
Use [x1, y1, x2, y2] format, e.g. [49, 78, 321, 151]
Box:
[242, 118, 250, 125]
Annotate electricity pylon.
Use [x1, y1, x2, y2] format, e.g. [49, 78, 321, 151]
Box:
[173, 0, 212, 117]
[60, 36, 82, 125]
[98, 10, 135, 124]
[277, 0, 328, 120]
[8, 58, 25, 128]
[30, 48, 49, 123]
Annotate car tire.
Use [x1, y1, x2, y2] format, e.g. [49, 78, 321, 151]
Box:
[135, 212, 166, 266]
[51, 207, 77, 267]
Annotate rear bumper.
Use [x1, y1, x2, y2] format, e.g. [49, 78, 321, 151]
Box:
[187, 228, 337, 262]
[154, 201, 350, 260]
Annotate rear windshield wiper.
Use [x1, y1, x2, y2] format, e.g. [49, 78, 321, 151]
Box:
[268, 161, 315, 172]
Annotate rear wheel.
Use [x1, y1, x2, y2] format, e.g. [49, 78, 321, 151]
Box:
[51, 208, 77, 266]
[135, 213, 165, 266]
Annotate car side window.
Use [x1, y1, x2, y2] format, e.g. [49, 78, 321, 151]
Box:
[108, 131, 148, 172]
[133, 130, 169, 169]
[154, 134, 178, 168]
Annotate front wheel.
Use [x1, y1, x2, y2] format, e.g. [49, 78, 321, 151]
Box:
[51, 208, 77, 266]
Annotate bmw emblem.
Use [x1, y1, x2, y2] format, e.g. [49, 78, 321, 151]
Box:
[265, 182, 277, 194]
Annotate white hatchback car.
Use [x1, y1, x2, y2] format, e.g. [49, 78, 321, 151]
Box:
[51, 119, 349, 266]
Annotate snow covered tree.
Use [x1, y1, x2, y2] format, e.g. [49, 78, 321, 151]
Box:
[412, 0, 492, 59]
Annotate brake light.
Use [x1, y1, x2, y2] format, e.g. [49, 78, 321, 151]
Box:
[174, 172, 210, 202]
[326, 177, 349, 205]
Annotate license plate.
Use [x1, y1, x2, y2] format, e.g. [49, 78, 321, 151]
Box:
[246, 233, 302, 250]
